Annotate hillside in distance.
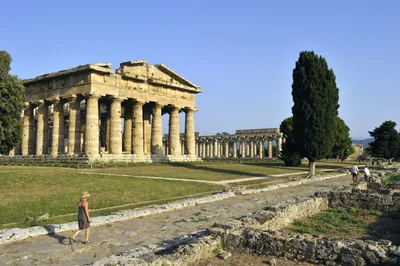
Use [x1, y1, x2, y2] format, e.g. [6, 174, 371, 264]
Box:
[352, 138, 373, 148]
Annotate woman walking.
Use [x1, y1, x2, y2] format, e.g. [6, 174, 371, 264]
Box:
[70, 191, 92, 244]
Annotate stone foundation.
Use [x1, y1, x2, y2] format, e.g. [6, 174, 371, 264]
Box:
[0, 154, 202, 164]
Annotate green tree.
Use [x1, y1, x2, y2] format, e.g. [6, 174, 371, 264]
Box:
[292, 51, 339, 177]
[330, 117, 353, 161]
[0, 51, 25, 154]
[279, 117, 302, 166]
[368, 120, 400, 164]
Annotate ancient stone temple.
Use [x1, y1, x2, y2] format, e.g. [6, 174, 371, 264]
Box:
[17, 60, 202, 162]
[194, 128, 283, 159]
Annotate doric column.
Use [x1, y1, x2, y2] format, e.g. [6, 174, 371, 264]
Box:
[84, 94, 100, 156]
[143, 107, 151, 155]
[259, 139, 264, 159]
[268, 138, 273, 158]
[51, 98, 65, 157]
[168, 106, 180, 155]
[239, 141, 243, 157]
[109, 97, 124, 154]
[36, 101, 49, 155]
[249, 140, 254, 158]
[201, 142, 205, 157]
[277, 135, 282, 157]
[132, 101, 144, 155]
[195, 141, 198, 156]
[184, 108, 195, 155]
[123, 101, 133, 153]
[213, 140, 218, 158]
[233, 141, 237, 158]
[151, 103, 163, 155]
[68, 96, 82, 155]
[22, 103, 35, 155]
[181, 140, 185, 155]
[224, 142, 229, 158]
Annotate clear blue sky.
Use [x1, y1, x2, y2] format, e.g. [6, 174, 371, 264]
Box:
[2, 0, 399, 139]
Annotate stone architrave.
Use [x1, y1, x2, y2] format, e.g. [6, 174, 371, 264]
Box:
[22, 103, 35, 155]
[109, 97, 124, 154]
[151, 103, 163, 155]
[36, 101, 49, 155]
[85, 94, 100, 156]
[168, 106, 180, 156]
[68, 96, 82, 155]
[132, 101, 145, 155]
[268, 138, 273, 158]
[184, 108, 195, 155]
[123, 101, 133, 153]
[51, 98, 65, 157]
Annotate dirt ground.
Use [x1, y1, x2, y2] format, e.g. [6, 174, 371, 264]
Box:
[192, 253, 315, 266]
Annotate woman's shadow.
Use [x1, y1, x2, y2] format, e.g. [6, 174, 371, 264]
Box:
[44, 225, 70, 245]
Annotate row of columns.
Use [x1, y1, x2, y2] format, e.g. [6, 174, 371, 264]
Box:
[21, 94, 197, 157]
[195, 137, 282, 158]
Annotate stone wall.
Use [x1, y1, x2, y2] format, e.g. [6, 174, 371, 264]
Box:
[328, 187, 400, 212]
[209, 187, 400, 265]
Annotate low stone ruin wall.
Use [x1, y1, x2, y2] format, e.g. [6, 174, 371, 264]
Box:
[211, 227, 399, 265]
[210, 187, 400, 265]
[92, 185, 400, 265]
[328, 187, 400, 212]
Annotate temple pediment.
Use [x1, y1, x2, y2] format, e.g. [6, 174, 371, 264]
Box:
[117, 60, 202, 93]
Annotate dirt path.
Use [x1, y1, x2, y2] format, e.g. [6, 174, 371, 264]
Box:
[0, 175, 352, 265]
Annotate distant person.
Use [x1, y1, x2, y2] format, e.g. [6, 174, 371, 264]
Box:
[70, 191, 92, 244]
[364, 165, 371, 182]
[350, 164, 359, 184]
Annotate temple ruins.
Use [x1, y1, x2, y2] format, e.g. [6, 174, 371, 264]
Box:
[5, 60, 284, 163]
[17, 60, 202, 162]
[191, 128, 283, 159]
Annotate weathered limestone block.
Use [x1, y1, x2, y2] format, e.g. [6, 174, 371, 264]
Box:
[84, 94, 100, 156]
[151, 103, 163, 155]
[51, 99, 65, 157]
[22, 103, 35, 155]
[184, 108, 195, 155]
[36, 101, 49, 155]
[132, 101, 144, 155]
[169, 106, 180, 155]
[109, 97, 124, 154]
[68, 96, 82, 155]
[123, 101, 133, 153]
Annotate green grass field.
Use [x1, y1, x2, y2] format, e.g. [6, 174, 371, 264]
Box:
[0, 160, 349, 228]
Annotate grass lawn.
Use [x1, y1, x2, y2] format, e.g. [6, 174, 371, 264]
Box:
[382, 174, 400, 184]
[0, 161, 350, 229]
[289, 207, 400, 245]
[0, 166, 224, 228]
[81, 162, 310, 181]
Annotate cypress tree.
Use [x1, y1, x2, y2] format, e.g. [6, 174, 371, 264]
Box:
[291, 51, 339, 177]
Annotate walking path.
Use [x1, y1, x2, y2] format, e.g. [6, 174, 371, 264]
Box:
[0, 174, 352, 266]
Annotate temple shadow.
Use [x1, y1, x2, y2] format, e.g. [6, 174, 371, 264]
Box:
[43, 224, 69, 245]
[170, 162, 265, 177]
[365, 211, 400, 245]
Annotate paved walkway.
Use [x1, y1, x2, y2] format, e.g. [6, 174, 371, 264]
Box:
[0, 175, 352, 266]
